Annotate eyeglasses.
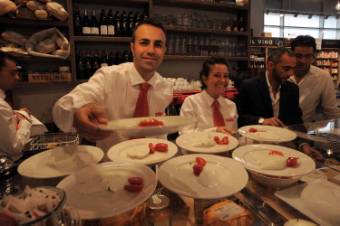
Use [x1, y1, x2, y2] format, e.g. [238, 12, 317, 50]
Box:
[295, 53, 315, 60]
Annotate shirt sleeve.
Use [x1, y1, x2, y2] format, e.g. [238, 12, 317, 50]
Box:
[0, 104, 31, 159]
[53, 68, 108, 132]
[321, 74, 340, 119]
[179, 97, 202, 134]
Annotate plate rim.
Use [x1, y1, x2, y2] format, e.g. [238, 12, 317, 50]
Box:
[238, 125, 297, 142]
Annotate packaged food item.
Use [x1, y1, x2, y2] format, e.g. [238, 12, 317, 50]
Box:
[0, 0, 16, 16]
[203, 200, 253, 226]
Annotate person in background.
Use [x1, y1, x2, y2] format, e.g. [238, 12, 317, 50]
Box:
[180, 57, 238, 134]
[0, 51, 32, 159]
[290, 35, 340, 122]
[237, 48, 322, 159]
[53, 20, 173, 151]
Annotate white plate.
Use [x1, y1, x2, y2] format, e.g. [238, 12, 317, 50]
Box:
[176, 132, 239, 153]
[57, 162, 156, 220]
[238, 125, 296, 143]
[99, 116, 196, 137]
[158, 154, 248, 199]
[107, 138, 178, 165]
[275, 181, 340, 226]
[301, 180, 340, 225]
[232, 144, 315, 177]
[18, 145, 104, 178]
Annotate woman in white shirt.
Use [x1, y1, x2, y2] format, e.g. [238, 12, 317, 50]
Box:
[180, 57, 238, 134]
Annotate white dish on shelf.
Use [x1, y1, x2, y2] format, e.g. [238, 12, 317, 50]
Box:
[107, 138, 178, 165]
[57, 162, 156, 220]
[232, 144, 315, 178]
[238, 125, 296, 143]
[18, 145, 104, 178]
[158, 154, 248, 199]
[99, 116, 196, 137]
[176, 131, 239, 153]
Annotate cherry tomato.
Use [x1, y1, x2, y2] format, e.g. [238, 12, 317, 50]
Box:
[196, 157, 207, 167]
[286, 157, 299, 167]
[149, 143, 155, 153]
[155, 143, 168, 152]
[128, 177, 144, 185]
[193, 164, 203, 176]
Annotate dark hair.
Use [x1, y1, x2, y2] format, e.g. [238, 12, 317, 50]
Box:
[0, 51, 17, 70]
[200, 56, 229, 90]
[267, 47, 295, 64]
[131, 19, 166, 43]
[291, 35, 316, 52]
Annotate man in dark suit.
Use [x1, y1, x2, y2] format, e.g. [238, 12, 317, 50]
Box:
[238, 47, 301, 127]
[237, 48, 323, 160]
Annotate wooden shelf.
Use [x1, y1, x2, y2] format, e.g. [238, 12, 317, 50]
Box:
[165, 55, 248, 61]
[165, 26, 249, 36]
[153, 0, 249, 12]
[16, 56, 70, 63]
[14, 81, 78, 88]
[0, 17, 68, 28]
[72, 36, 132, 43]
[72, 0, 148, 7]
[316, 58, 339, 60]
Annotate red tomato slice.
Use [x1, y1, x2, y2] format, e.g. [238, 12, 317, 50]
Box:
[128, 177, 144, 185]
[269, 150, 284, 156]
[196, 157, 207, 167]
[214, 136, 220, 143]
[154, 143, 168, 152]
[248, 128, 258, 133]
[138, 118, 164, 127]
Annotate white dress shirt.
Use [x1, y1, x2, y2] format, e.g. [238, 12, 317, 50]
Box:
[289, 65, 340, 122]
[53, 62, 173, 151]
[180, 90, 238, 134]
[265, 72, 280, 118]
[0, 89, 32, 159]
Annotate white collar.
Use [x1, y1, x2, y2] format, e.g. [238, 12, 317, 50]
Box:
[265, 71, 281, 91]
[201, 90, 223, 106]
[129, 63, 158, 88]
[0, 89, 6, 100]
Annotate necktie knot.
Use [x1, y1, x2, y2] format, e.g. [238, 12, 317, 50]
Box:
[212, 100, 225, 127]
[212, 100, 220, 108]
[140, 82, 151, 92]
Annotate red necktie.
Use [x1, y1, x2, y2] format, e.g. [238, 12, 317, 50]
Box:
[212, 100, 225, 127]
[133, 82, 151, 117]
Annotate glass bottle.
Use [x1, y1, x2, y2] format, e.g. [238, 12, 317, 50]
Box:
[82, 9, 91, 35]
[99, 9, 108, 36]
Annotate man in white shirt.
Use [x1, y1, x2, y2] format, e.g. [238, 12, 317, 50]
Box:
[53, 20, 173, 151]
[290, 35, 340, 122]
[0, 51, 32, 159]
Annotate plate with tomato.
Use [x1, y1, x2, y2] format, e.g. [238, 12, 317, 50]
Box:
[107, 138, 178, 165]
[232, 144, 315, 178]
[176, 132, 239, 153]
[158, 154, 248, 199]
[57, 162, 156, 219]
[99, 116, 196, 137]
[238, 125, 297, 143]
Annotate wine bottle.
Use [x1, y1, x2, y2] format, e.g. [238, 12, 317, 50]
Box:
[74, 9, 82, 35]
[115, 11, 121, 37]
[82, 9, 91, 35]
[99, 9, 108, 36]
[100, 50, 109, 67]
[121, 11, 127, 37]
[84, 51, 93, 79]
[92, 51, 100, 73]
[127, 11, 134, 36]
[77, 50, 85, 79]
[107, 9, 115, 36]
[90, 10, 99, 35]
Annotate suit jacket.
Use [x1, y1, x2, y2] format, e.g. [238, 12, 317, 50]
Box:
[237, 74, 303, 127]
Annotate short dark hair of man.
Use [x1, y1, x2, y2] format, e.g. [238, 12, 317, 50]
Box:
[267, 47, 295, 65]
[0, 51, 17, 70]
[291, 35, 316, 52]
[200, 56, 229, 90]
[131, 19, 166, 43]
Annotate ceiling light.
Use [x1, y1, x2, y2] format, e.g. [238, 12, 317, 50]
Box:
[280, 13, 284, 17]
[336, 1, 340, 11]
